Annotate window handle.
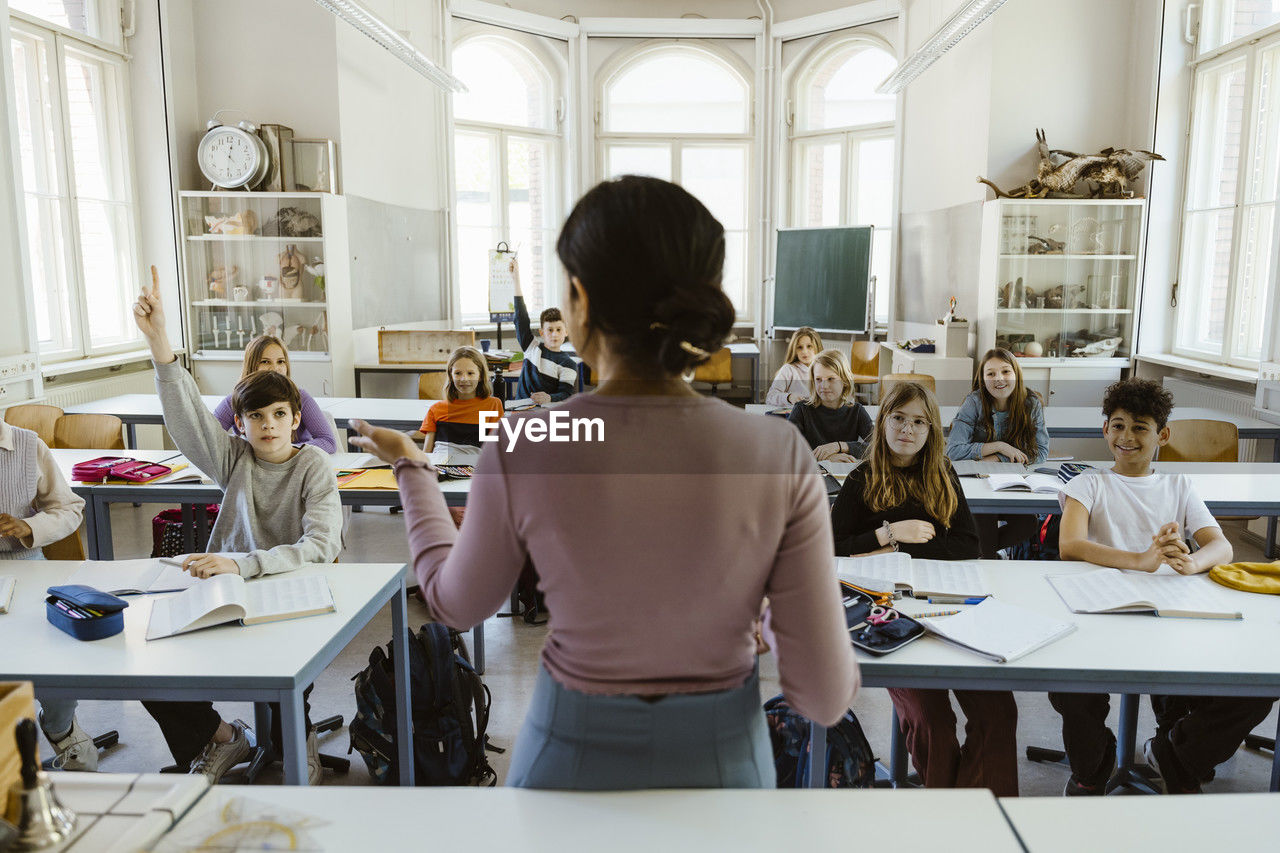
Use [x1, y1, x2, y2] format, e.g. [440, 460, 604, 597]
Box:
[1184, 4, 1199, 46]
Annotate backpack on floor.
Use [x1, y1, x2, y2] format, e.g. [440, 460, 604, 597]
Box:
[764, 694, 876, 788]
[1005, 513, 1060, 561]
[349, 621, 498, 786]
[150, 505, 219, 558]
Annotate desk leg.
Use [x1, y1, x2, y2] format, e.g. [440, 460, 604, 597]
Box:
[254, 702, 273, 759]
[125, 423, 137, 449]
[391, 579, 415, 786]
[83, 497, 100, 560]
[280, 687, 308, 785]
[355, 369, 363, 398]
[180, 504, 196, 553]
[1272, 714, 1280, 793]
[806, 720, 827, 788]
[890, 707, 909, 787]
[194, 505, 210, 551]
[93, 496, 115, 560]
[1116, 694, 1138, 772]
[472, 622, 484, 675]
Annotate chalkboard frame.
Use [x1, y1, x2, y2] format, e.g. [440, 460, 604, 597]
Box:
[771, 225, 874, 335]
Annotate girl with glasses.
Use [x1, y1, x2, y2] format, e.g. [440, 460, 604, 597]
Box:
[831, 381, 1017, 795]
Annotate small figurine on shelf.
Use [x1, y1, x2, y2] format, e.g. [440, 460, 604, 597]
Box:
[310, 311, 329, 352]
[258, 275, 279, 301]
[258, 310, 284, 339]
[1023, 341, 1044, 357]
[288, 324, 309, 350]
[279, 244, 305, 300]
[231, 283, 250, 302]
[206, 264, 238, 300]
[305, 257, 325, 296]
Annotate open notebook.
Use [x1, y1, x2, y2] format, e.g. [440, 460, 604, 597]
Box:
[985, 472, 1065, 493]
[1048, 569, 1243, 620]
[917, 598, 1077, 663]
[146, 573, 335, 640]
[836, 552, 990, 601]
[65, 558, 198, 595]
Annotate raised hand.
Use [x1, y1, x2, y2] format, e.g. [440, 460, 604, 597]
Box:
[132, 265, 167, 340]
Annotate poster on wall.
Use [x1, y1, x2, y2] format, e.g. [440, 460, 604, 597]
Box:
[488, 243, 516, 323]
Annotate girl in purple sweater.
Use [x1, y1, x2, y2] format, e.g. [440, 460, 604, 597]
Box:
[351, 176, 859, 790]
[213, 336, 338, 453]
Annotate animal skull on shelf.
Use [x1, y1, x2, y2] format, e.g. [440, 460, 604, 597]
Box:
[978, 129, 1164, 199]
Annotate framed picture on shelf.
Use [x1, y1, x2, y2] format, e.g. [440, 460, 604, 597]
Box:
[291, 138, 340, 193]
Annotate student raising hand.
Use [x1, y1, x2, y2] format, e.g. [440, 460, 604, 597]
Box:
[134, 266, 177, 364]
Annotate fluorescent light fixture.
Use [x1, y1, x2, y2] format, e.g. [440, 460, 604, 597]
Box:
[311, 0, 468, 93]
[876, 0, 1009, 94]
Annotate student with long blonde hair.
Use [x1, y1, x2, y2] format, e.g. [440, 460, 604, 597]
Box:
[831, 382, 1017, 795]
[946, 348, 1049, 557]
[765, 327, 823, 407]
[786, 349, 872, 463]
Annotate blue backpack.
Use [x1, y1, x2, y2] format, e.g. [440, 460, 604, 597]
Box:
[349, 622, 498, 786]
[764, 694, 876, 788]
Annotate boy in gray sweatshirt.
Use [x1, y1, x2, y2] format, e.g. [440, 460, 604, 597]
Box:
[133, 274, 341, 784]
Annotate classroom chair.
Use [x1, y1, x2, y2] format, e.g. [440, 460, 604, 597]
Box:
[417, 372, 448, 400]
[849, 341, 881, 403]
[880, 373, 935, 399]
[4, 402, 64, 446]
[42, 529, 86, 561]
[691, 346, 733, 396]
[52, 413, 125, 450]
[1159, 419, 1238, 462]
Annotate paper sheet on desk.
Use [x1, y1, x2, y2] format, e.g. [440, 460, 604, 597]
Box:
[819, 460, 858, 481]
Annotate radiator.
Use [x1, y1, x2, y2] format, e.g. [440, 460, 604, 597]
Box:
[42, 369, 156, 408]
[1162, 377, 1257, 461]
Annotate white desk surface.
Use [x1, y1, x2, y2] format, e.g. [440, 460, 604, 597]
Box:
[1000, 793, 1280, 852]
[43, 773, 207, 853]
[161, 786, 1020, 853]
[727, 342, 760, 356]
[862, 559, 1280, 696]
[0, 561, 403, 691]
[67, 392, 392, 421]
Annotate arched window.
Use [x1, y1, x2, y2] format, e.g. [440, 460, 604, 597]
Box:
[452, 33, 563, 321]
[598, 44, 754, 314]
[790, 38, 897, 324]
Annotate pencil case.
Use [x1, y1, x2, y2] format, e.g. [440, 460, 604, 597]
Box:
[45, 584, 128, 641]
[840, 582, 925, 656]
[71, 456, 133, 481]
[105, 460, 173, 483]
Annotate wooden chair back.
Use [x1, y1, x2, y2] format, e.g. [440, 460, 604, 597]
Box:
[53, 414, 125, 450]
[691, 347, 733, 389]
[42, 529, 86, 561]
[848, 341, 881, 383]
[4, 403, 64, 446]
[1160, 419, 1238, 463]
[881, 373, 936, 397]
[418, 373, 449, 401]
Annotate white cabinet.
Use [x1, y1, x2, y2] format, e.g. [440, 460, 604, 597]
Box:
[178, 192, 354, 397]
[880, 345, 974, 407]
[977, 198, 1146, 396]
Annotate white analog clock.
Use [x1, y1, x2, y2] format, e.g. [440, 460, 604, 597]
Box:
[197, 119, 271, 190]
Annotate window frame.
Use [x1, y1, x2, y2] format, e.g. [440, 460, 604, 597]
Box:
[8, 11, 143, 362]
[595, 40, 758, 320]
[449, 29, 567, 327]
[1173, 25, 1280, 369]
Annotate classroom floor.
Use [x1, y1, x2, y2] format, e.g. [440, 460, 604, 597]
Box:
[70, 503, 1278, 796]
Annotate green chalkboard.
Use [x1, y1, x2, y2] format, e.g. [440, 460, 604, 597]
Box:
[773, 226, 873, 333]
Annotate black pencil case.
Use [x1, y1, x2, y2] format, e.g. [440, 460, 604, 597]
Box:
[45, 584, 129, 641]
[840, 582, 925, 656]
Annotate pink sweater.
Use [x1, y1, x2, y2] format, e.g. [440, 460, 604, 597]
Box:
[394, 393, 860, 726]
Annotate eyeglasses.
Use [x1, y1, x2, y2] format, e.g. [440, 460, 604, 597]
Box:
[887, 413, 931, 433]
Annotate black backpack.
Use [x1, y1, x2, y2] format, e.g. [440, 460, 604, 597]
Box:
[764, 694, 876, 788]
[349, 622, 498, 786]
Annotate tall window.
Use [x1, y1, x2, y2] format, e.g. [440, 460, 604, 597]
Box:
[452, 33, 563, 322]
[1175, 3, 1280, 367]
[8, 8, 140, 359]
[598, 44, 754, 314]
[789, 37, 897, 324]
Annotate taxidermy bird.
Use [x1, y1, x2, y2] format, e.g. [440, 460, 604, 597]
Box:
[978, 129, 1164, 198]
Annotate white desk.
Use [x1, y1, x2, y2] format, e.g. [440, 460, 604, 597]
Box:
[157, 786, 1021, 853]
[37, 773, 206, 852]
[0, 561, 412, 786]
[1000, 793, 1280, 852]
[865, 559, 1280, 791]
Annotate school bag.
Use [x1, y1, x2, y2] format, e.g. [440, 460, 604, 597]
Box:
[763, 694, 876, 788]
[349, 621, 498, 786]
[149, 505, 220, 558]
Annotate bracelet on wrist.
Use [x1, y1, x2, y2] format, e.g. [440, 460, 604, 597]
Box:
[881, 521, 898, 551]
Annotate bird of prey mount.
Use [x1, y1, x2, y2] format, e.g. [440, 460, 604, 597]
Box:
[978, 129, 1164, 199]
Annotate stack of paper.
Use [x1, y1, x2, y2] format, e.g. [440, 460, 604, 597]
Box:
[918, 599, 1077, 663]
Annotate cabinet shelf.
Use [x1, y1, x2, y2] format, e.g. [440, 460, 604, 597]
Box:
[186, 235, 324, 243]
[191, 300, 328, 308]
[999, 253, 1136, 260]
[997, 308, 1133, 315]
[195, 350, 332, 361]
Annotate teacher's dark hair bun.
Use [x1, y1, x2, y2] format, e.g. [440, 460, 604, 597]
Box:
[556, 175, 734, 375]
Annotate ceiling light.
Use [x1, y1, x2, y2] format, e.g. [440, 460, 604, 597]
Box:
[311, 0, 468, 93]
[876, 0, 1009, 94]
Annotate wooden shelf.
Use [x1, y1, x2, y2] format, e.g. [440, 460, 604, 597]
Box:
[997, 308, 1133, 314]
[998, 253, 1136, 260]
[191, 300, 327, 308]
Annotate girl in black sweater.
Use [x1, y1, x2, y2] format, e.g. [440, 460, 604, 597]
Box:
[831, 381, 1017, 796]
[787, 349, 872, 463]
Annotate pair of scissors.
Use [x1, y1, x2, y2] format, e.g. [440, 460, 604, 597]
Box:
[866, 605, 899, 626]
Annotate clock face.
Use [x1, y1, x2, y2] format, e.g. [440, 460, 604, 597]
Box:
[198, 127, 262, 188]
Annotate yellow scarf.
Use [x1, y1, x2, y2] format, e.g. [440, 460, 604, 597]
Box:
[1209, 561, 1280, 594]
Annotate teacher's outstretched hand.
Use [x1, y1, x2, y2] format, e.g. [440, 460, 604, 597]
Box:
[348, 418, 431, 466]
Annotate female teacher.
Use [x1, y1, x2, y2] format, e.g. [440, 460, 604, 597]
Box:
[350, 175, 858, 789]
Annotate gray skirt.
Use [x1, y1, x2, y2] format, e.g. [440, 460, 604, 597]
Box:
[506, 665, 775, 790]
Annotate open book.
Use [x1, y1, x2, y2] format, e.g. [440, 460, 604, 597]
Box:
[986, 472, 1065, 493]
[66, 558, 198, 595]
[1048, 569, 1243, 620]
[836, 552, 989, 601]
[917, 598, 1076, 663]
[952, 460, 1049, 477]
[146, 573, 335, 640]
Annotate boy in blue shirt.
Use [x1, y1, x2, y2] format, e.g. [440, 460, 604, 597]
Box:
[1052, 378, 1275, 794]
[513, 262, 577, 404]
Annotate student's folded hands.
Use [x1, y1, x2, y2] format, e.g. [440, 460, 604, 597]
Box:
[181, 553, 239, 579]
[0, 513, 32, 541]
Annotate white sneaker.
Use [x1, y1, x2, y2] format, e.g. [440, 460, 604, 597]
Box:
[188, 719, 252, 784]
[45, 717, 97, 772]
[307, 730, 322, 786]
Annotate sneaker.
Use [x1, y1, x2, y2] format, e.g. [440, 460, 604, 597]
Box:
[188, 719, 252, 784]
[45, 717, 97, 772]
[1143, 735, 1202, 795]
[306, 730, 322, 786]
[1063, 774, 1107, 796]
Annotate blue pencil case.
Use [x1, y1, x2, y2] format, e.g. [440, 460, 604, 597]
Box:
[45, 584, 129, 641]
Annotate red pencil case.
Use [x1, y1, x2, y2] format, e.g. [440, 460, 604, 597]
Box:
[71, 456, 133, 481]
[72, 457, 173, 483]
